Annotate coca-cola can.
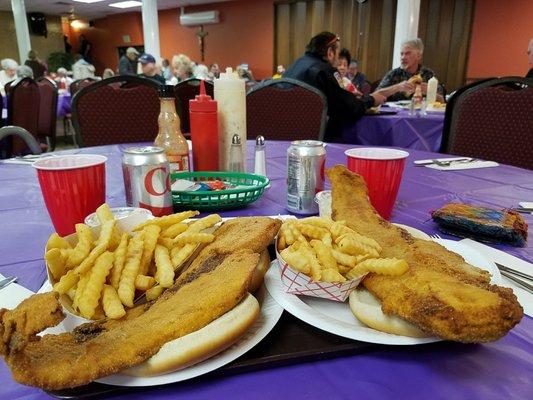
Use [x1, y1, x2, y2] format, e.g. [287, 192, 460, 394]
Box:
[122, 146, 173, 217]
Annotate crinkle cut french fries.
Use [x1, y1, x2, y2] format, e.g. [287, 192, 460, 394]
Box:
[277, 217, 408, 283]
[45, 204, 221, 320]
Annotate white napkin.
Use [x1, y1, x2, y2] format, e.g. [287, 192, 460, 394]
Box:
[0, 274, 34, 309]
[2, 155, 55, 165]
[460, 239, 533, 317]
[425, 161, 499, 171]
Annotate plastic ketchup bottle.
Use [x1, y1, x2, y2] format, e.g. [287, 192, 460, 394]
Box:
[189, 80, 219, 171]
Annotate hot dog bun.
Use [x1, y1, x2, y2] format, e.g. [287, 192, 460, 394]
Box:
[124, 293, 260, 376]
[249, 250, 271, 293]
[349, 289, 428, 338]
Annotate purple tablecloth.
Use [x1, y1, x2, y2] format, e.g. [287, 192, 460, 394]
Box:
[1, 142, 532, 400]
[56, 93, 71, 118]
[342, 109, 444, 152]
[1, 93, 71, 119]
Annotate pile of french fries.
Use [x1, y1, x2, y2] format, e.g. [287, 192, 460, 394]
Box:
[278, 217, 408, 283]
[44, 204, 221, 320]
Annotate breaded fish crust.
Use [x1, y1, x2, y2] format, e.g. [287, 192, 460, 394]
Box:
[0, 217, 280, 389]
[327, 165, 523, 342]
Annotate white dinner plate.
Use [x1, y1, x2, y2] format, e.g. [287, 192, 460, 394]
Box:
[96, 284, 283, 386]
[265, 237, 501, 345]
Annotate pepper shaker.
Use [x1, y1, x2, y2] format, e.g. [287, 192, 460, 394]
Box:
[229, 134, 244, 172]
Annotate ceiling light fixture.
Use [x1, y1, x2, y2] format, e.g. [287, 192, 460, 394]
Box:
[108, 1, 142, 9]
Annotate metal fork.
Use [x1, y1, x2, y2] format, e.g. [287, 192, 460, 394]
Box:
[429, 234, 442, 240]
[432, 158, 476, 167]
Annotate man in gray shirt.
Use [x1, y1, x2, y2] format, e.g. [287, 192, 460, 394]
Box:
[119, 47, 139, 75]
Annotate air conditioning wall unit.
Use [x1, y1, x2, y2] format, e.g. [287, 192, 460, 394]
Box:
[180, 10, 219, 26]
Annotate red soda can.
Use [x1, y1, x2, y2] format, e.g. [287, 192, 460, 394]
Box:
[122, 146, 173, 216]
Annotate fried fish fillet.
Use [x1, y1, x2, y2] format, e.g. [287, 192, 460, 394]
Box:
[327, 165, 523, 342]
[0, 217, 281, 390]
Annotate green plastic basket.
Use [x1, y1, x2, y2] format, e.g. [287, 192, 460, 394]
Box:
[170, 171, 269, 211]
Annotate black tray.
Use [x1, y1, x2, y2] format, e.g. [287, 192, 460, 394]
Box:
[45, 312, 379, 399]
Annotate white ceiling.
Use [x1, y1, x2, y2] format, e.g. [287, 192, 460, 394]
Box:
[0, 0, 232, 20]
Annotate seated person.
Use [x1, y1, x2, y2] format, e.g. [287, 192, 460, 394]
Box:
[348, 60, 370, 95]
[272, 64, 285, 79]
[0, 58, 18, 96]
[377, 38, 443, 102]
[55, 67, 73, 89]
[336, 48, 359, 94]
[284, 31, 386, 142]
[138, 54, 165, 85]
[169, 54, 194, 85]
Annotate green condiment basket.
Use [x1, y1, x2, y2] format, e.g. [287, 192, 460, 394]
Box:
[170, 171, 269, 211]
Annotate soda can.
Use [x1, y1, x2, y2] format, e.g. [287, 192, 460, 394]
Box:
[286, 140, 326, 214]
[122, 146, 173, 217]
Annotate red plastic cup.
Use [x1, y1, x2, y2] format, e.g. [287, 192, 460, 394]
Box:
[33, 154, 107, 236]
[345, 148, 409, 220]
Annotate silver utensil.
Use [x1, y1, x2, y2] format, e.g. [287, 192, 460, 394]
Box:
[0, 276, 17, 290]
[414, 157, 474, 167]
[500, 270, 533, 293]
[495, 262, 533, 282]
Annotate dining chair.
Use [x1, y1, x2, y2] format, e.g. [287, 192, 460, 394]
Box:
[0, 126, 42, 159]
[72, 75, 161, 147]
[36, 77, 58, 151]
[70, 78, 97, 97]
[441, 76, 533, 170]
[173, 78, 214, 134]
[5, 77, 41, 156]
[245, 78, 327, 141]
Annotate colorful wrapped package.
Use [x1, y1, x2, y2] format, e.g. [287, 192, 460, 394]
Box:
[431, 203, 528, 246]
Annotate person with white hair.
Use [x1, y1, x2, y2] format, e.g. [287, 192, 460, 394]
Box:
[0, 58, 18, 96]
[56, 67, 73, 89]
[193, 64, 210, 80]
[169, 54, 194, 85]
[16, 65, 34, 79]
[72, 54, 96, 80]
[377, 38, 442, 101]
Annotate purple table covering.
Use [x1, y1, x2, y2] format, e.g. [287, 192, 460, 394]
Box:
[342, 108, 444, 152]
[1, 141, 532, 400]
[1, 94, 71, 119]
[56, 93, 71, 118]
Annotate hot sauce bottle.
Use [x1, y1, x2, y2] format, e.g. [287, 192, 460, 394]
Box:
[155, 85, 189, 175]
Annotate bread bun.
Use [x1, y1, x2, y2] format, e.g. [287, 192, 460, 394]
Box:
[249, 250, 270, 293]
[124, 293, 260, 376]
[408, 74, 423, 85]
[349, 289, 428, 338]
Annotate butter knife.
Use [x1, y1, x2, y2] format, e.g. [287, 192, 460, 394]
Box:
[0, 276, 17, 290]
[500, 270, 533, 293]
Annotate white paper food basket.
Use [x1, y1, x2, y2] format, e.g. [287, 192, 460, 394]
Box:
[45, 209, 153, 328]
[275, 239, 366, 302]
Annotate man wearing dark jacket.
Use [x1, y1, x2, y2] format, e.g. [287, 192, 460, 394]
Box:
[119, 47, 139, 75]
[284, 31, 386, 142]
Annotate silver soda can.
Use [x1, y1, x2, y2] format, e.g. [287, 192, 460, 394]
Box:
[122, 146, 173, 217]
[286, 140, 326, 214]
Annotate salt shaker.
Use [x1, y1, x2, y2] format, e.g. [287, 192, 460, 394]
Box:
[254, 136, 266, 176]
[229, 134, 244, 172]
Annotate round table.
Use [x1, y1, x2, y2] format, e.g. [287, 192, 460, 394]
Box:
[341, 108, 444, 152]
[0, 141, 531, 400]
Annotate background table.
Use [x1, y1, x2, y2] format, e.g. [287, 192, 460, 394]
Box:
[341, 109, 444, 152]
[1, 142, 531, 400]
[1, 93, 71, 119]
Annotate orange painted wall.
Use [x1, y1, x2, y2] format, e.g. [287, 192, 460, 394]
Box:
[69, 0, 274, 79]
[467, 0, 533, 79]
